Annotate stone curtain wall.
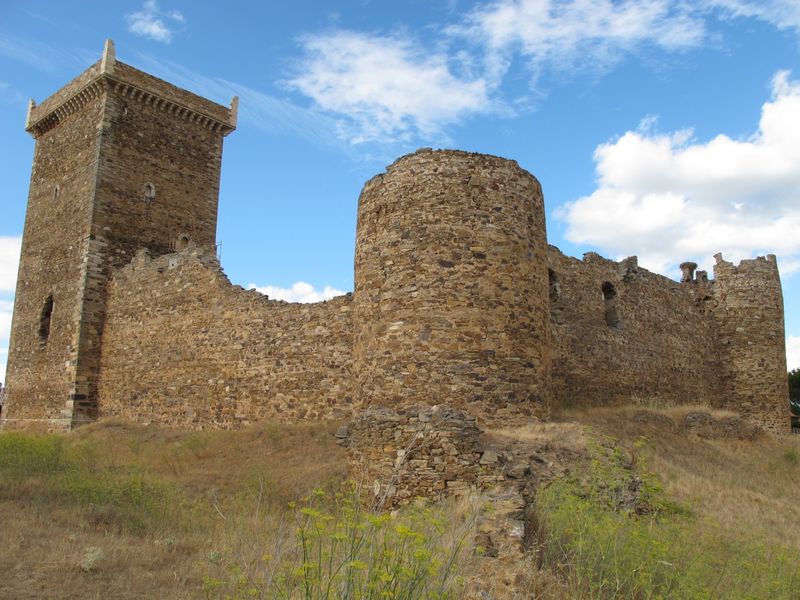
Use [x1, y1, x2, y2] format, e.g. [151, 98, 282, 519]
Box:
[547, 248, 722, 409]
[353, 150, 551, 423]
[3, 96, 106, 430]
[713, 255, 789, 432]
[97, 249, 354, 428]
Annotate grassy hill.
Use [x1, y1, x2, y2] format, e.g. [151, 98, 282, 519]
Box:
[1, 406, 799, 598]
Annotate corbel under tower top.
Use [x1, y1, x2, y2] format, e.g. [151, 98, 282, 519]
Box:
[24, 39, 238, 138]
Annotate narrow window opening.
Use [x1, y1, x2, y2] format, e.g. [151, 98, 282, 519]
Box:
[53, 185, 59, 200]
[548, 268, 565, 324]
[602, 282, 620, 328]
[548, 269, 560, 303]
[39, 295, 54, 345]
[143, 182, 156, 204]
[176, 234, 190, 251]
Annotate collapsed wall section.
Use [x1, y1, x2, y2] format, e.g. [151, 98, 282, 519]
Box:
[547, 248, 721, 408]
[97, 249, 354, 428]
[337, 405, 497, 507]
[353, 150, 551, 422]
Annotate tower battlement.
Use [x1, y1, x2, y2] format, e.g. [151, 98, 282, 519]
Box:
[25, 40, 237, 138]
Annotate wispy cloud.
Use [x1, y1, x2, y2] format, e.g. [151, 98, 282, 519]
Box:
[706, 0, 800, 33]
[132, 54, 345, 150]
[247, 281, 347, 303]
[558, 70, 800, 276]
[0, 33, 92, 74]
[0, 81, 26, 105]
[288, 2, 710, 144]
[126, 0, 185, 43]
[288, 31, 494, 144]
[285, 1, 800, 145]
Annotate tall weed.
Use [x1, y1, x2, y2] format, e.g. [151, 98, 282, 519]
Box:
[205, 484, 476, 599]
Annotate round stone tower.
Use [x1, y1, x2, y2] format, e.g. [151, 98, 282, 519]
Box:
[353, 149, 551, 420]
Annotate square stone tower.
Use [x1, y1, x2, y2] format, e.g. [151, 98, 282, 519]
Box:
[3, 40, 236, 430]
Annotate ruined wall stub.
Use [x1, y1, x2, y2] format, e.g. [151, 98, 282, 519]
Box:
[2, 40, 236, 429]
[353, 150, 551, 421]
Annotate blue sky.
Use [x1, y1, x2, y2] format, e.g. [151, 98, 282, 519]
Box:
[1, 0, 799, 381]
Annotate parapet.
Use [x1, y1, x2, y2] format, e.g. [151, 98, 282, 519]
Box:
[25, 39, 237, 137]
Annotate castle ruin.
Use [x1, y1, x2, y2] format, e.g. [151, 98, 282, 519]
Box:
[1, 41, 791, 433]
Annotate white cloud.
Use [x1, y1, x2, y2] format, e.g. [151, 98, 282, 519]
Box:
[288, 31, 492, 144]
[247, 281, 347, 303]
[0, 237, 21, 293]
[457, 0, 705, 81]
[284, 2, 800, 147]
[1, 298, 12, 383]
[126, 0, 185, 43]
[558, 70, 800, 275]
[788, 336, 800, 371]
[0, 300, 12, 341]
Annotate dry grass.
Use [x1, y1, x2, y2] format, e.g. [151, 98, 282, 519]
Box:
[0, 419, 348, 599]
[69, 418, 348, 500]
[2, 405, 799, 598]
[488, 420, 588, 452]
[0, 502, 203, 599]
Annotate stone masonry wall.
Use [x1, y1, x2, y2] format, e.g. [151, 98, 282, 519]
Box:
[713, 254, 789, 432]
[97, 248, 354, 428]
[112, 62, 233, 125]
[72, 57, 234, 423]
[353, 150, 551, 423]
[547, 248, 722, 409]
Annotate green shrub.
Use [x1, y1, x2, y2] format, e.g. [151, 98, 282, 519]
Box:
[535, 437, 800, 599]
[0, 431, 185, 534]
